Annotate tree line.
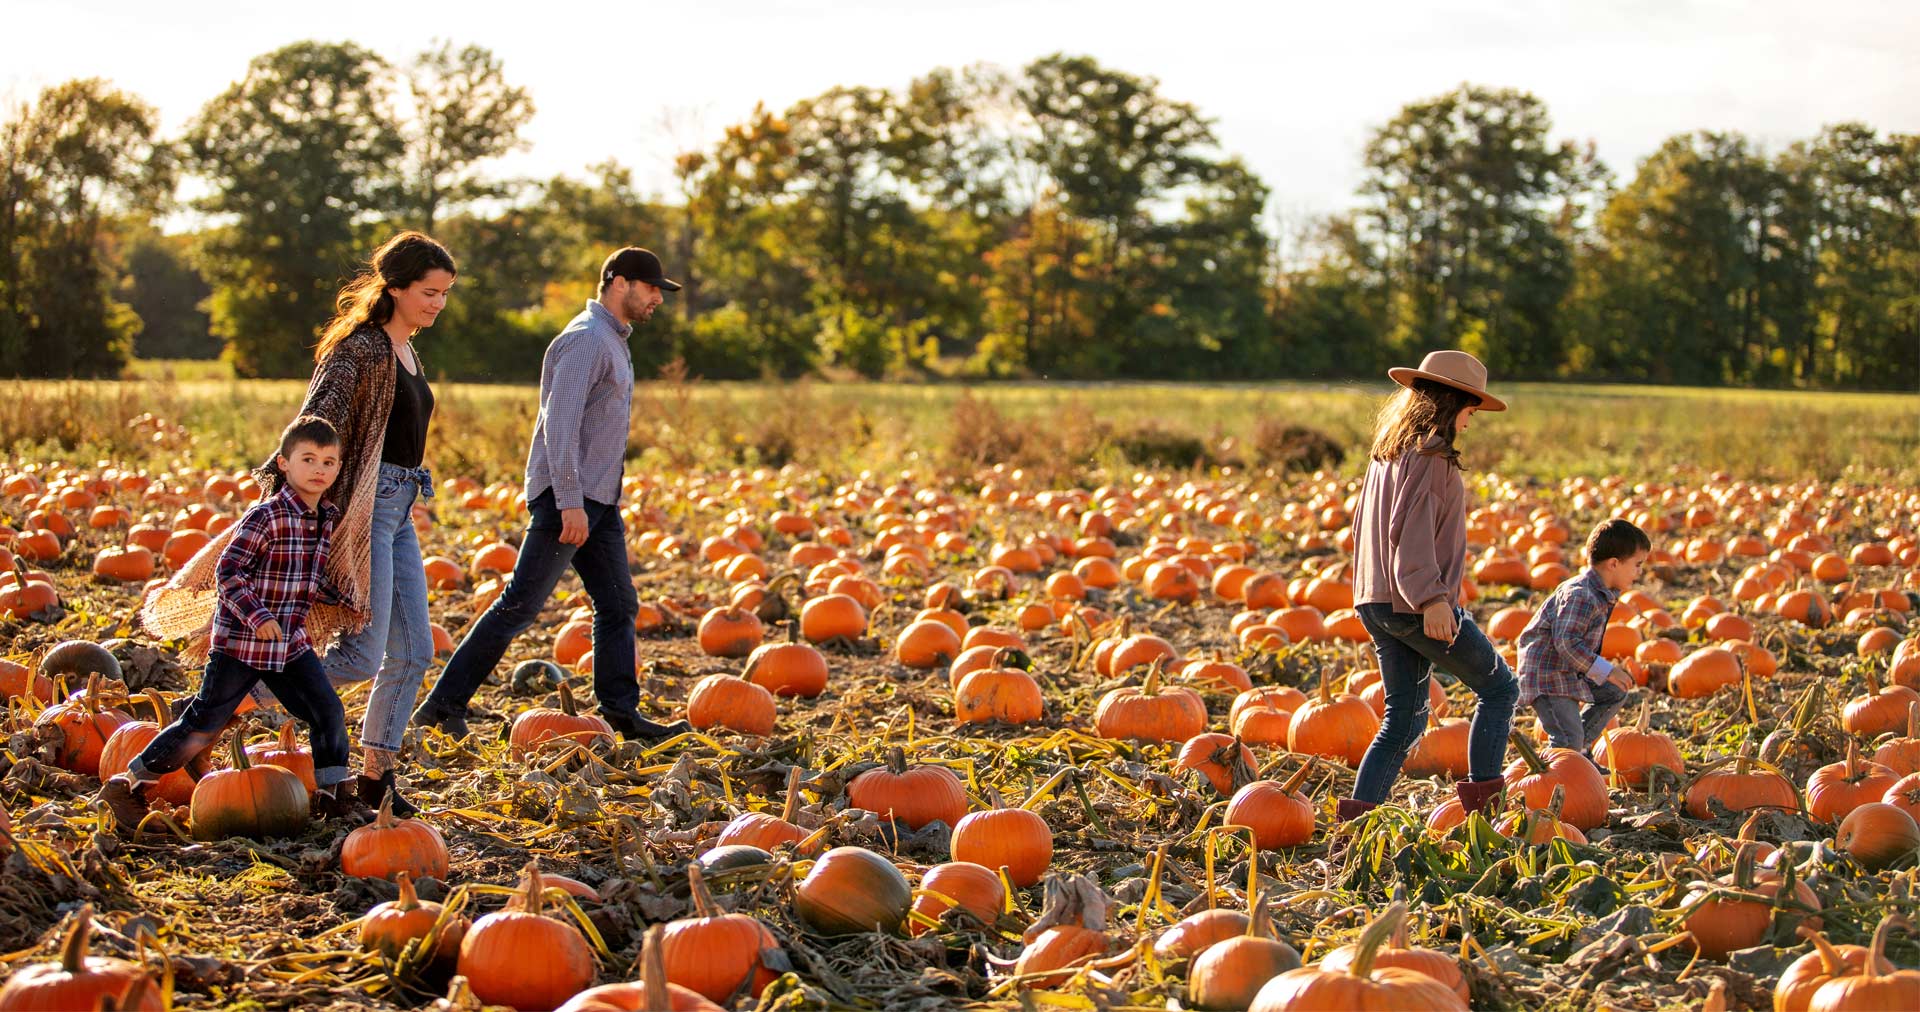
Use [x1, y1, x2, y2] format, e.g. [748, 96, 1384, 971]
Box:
[3, 41, 1915, 389]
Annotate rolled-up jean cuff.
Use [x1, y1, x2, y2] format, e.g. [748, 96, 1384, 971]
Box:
[125, 758, 161, 784]
[314, 765, 355, 788]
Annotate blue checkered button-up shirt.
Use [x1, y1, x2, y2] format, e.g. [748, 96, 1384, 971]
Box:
[1517, 567, 1618, 704]
[524, 301, 634, 510]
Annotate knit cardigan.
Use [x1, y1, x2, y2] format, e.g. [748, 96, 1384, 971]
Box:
[143, 325, 400, 659]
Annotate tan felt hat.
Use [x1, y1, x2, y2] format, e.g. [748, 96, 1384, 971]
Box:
[1387, 350, 1506, 412]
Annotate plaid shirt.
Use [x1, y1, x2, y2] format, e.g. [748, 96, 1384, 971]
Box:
[210, 487, 344, 670]
[1517, 568, 1618, 704]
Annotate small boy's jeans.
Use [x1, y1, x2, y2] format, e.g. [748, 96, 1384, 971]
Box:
[129, 650, 352, 789]
[1532, 678, 1631, 753]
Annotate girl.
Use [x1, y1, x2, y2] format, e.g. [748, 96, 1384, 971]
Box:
[1341, 350, 1519, 825]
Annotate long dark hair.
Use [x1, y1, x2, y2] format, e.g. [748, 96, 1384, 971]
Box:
[315, 231, 456, 362]
[1370, 378, 1481, 468]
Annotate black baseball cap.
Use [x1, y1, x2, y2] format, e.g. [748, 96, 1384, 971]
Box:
[601, 247, 681, 291]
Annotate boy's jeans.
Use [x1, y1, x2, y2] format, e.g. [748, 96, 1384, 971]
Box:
[130, 650, 352, 788]
[421, 489, 640, 717]
[1533, 678, 1631, 753]
[1351, 602, 1521, 804]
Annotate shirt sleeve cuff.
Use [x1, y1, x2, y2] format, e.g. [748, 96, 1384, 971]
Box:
[553, 490, 584, 511]
[1587, 657, 1614, 682]
[246, 607, 276, 632]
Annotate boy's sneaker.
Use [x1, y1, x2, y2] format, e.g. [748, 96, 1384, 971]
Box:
[98, 777, 153, 836]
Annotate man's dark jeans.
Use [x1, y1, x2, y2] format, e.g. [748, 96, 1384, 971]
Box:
[422, 490, 638, 716]
[1351, 602, 1520, 804]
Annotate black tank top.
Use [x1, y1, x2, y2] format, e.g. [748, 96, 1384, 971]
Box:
[381, 353, 434, 467]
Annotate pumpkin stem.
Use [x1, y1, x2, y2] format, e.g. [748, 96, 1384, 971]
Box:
[1867, 912, 1912, 976]
[277, 720, 296, 753]
[1280, 757, 1318, 796]
[1798, 925, 1850, 976]
[394, 871, 420, 912]
[1509, 729, 1550, 775]
[686, 862, 719, 918]
[375, 790, 396, 829]
[1317, 664, 1332, 704]
[557, 681, 579, 717]
[1730, 841, 1759, 891]
[1845, 740, 1862, 782]
[520, 860, 546, 915]
[1735, 810, 1763, 843]
[1734, 739, 1755, 778]
[58, 903, 94, 974]
[779, 765, 804, 824]
[884, 746, 908, 777]
[1636, 698, 1652, 734]
[641, 924, 671, 1010]
[1142, 658, 1164, 697]
[1906, 700, 1920, 740]
[142, 688, 171, 726]
[228, 727, 252, 770]
[1348, 902, 1407, 981]
[1248, 895, 1275, 940]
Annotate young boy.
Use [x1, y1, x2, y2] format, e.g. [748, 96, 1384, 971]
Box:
[100, 416, 363, 832]
[1517, 518, 1651, 765]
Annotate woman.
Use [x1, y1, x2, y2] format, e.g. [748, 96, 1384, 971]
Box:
[1340, 350, 1520, 827]
[146, 231, 455, 817]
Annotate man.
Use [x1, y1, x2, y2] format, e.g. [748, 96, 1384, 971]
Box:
[411, 248, 690, 743]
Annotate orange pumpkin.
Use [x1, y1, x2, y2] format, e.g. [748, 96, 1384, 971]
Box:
[1093, 662, 1206, 743]
[1682, 845, 1822, 960]
[686, 673, 777, 736]
[909, 861, 1006, 935]
[1224, 760, 1319, 850]
[951, 806, 1052, 887]
[1503, 732, 1609, 831]
[1685, 741, 1800, 819]
[697, 606, 765, 658]
[1247, 903, 1468, 1011]
[846, 747, 968, 830]
[1592, 700, 1684, 788]
[1806, 742, 1900, 825]
[660, 864, 782, 1003]
[1287, 670, 1379, 768]
[0, 904, 160, 1011]
[793, 846, 912, 935]
[360, 871, 467, 965]
[341, 794, 451, 882]
[97, 691, 195, 806]
[1177, 732, 1257, 795]
[190, 734, 310, 841]
[245, 721, 317, 794]
[510, 682, 616, 757]
[458, 862, 597, 1012]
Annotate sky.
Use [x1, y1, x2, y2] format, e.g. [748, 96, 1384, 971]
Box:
[5, 0, 1918, 223]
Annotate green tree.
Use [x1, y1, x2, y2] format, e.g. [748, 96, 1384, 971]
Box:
[1356, 84, 1606, 376]
[184, 41, 404, 378]
[1577, 132, 1806, 385]
[0, 78, 170, 377]
[403, 41, 535, 234]
[120, 225, 215, 359]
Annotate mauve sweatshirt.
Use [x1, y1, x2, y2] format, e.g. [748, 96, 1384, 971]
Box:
[1351, 444, 1468, 614]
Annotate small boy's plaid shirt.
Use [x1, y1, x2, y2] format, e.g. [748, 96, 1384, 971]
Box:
[1517, 567, 1618, 704]
[209, 486, 344, 670]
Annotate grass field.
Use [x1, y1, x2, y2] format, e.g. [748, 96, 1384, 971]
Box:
[12, 362, 1918, 485]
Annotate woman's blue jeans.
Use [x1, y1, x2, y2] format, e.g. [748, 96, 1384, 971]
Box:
[327, 463, 434, 752]
[1350, 602, 1519, 804]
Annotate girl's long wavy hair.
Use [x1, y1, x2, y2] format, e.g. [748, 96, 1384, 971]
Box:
[314, 231, 456, 362]
[1369, 378, 1482, 469]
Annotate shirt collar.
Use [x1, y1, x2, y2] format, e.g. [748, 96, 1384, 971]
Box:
[585, 299, 634, 340]
[275, 484, 338, 522]
[1581, 567, 1618, 603]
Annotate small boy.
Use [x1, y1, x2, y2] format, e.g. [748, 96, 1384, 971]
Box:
[100, 416, 363, 832]
[1517, 518, 1651, 765]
